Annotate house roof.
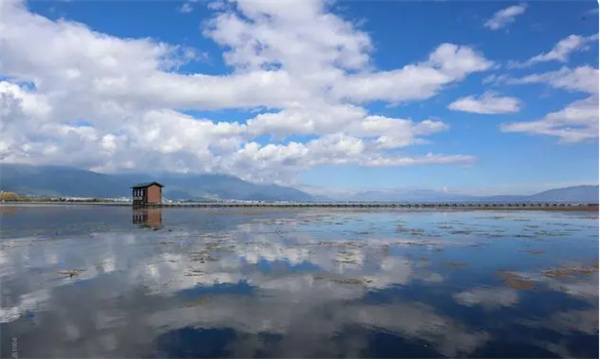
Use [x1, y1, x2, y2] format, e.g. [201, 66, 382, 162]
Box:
[131, 182, 164, 188]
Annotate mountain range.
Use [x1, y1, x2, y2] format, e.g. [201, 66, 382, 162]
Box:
[0, 164, 597, 203]
[0, 164, 312, 202]
[345, 186, 599, 203]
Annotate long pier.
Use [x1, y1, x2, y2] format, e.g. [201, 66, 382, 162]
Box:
[157, 202, 598, 210]
[3, 201, 598, 210]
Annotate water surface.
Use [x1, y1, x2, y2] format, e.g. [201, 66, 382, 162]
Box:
[1, 205, 598, 358]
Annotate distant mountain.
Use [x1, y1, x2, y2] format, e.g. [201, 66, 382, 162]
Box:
[0, 164, 125, 197]
[348, 189, 473, 202]
[475, 186, 599, 203]
[528, 185, 599, 203]
[0, 164, 596, 203]
[0, 164, 314, 202]
[341, 185, 599, 203]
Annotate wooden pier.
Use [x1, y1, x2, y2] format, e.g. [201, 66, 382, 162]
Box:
[3, 201, 598, 211]
[152, 202, 598, 210]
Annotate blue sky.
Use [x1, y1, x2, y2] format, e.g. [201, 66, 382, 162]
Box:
[0, 0, 598, 195]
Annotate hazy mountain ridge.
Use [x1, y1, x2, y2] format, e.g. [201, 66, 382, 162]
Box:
[0, 164, 313, 202]
[0, 164, 597, 203]
[344, 185, 599, 203]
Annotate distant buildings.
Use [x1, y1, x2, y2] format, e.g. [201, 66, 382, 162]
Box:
[131, 182, 164, 206]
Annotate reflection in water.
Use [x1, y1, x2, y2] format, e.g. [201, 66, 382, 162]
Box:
[0, 206, 598, 358]
[132, 207, 163, 229]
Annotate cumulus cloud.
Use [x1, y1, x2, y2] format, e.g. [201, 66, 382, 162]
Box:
[448, 91, 522, 114]
[498, 66, 599, 94]
[219, 135, 474, 183]
[484, 4, 527, 30]
[0, 0, 488, 183]
[510, 34, 599, 68]
[491, 65, 598, 143]
[501, 96, 599, 143]
[335, 44, 493, 103]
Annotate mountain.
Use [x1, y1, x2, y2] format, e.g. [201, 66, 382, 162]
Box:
[475, 186, 598, 203]
[528, 185, 599, 203]
[341, 186, 599, 203]
[0, 164, 313, 202]
[0, 164, 126, 197]
[348, 189, 473, 202]
[0, 164, 596, 203]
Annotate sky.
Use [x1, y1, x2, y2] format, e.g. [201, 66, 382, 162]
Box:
[0, 0, 598, 195]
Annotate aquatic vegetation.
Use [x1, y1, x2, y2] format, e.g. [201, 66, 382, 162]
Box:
[514, 234, 537, 239]
[335, 251, 361, 264]
[184, 269, 206, 277]
[395, 225, 426, 236]
[185, 297, 211, 307]
[542, 264, 599, 279]
[520, 248, 545, 256]
[450, 229, 473, 235]
[437, 225, 454, 229]
[56, 269, 85, 278]
[332, 278, 368, 285]
[498, 271, 535, 290]
[188, 250, 217, 263]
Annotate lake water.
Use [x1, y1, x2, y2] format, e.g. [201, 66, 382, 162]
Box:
[1, 205, 598, 358]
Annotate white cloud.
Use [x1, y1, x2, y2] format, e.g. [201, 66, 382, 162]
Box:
[219, 135, 474, 184]
[178, 2, 193, 14]
[501, 96, 599, 143]
[510, 34, 599, 68]
[336, 44, 493, 103]
[448, 91, 522, 114]
[0, 0, 486, 183]
[504, 66, 599, 94]
[454, 287, 519, 309]
[484, 4, 527, 30]
[586, 7, 599, 15]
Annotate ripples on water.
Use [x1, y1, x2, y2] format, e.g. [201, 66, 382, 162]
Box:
[0, 205, 598, 358]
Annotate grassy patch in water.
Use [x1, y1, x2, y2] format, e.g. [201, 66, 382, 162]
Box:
[519, 248, 545, 256]
[498, 271, 535, 290]
[332, 278, 372, 285]
[450, 230, 473, 235]
[437, 225, 454, 229]
[542, 263, 599, 279]
[184, 296, 212, 307]
[184, 269, 206, 277]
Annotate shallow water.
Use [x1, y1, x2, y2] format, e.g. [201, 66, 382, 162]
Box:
[1, 205, 598, 358]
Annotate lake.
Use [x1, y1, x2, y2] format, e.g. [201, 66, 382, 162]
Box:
[0, 205, 598, 358]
